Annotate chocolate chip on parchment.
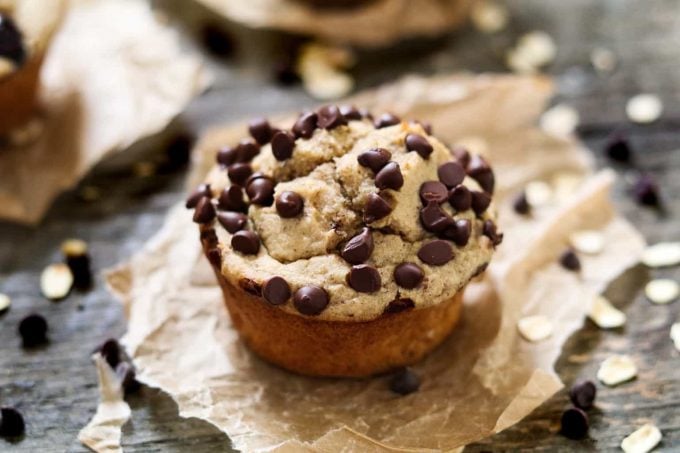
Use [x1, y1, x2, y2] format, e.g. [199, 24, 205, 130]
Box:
[358, 148, 391, 173]
[560, 407, 589, 440]
[0, 14, 25, 65]
[394, 263, 424, 289]
[418, 240, 453, 266]
[292, 112, 318, 139]
[570, 381, 597, 410]
[276, 191, 304, 218]
[0, 407, 25, 438]
[438, 161, 466, 188]
[420, 201, 454, 233]
[217, 146, 238, 166]
[235, 139, 260, 162]
[18, 314, 48, 348]
[633, 174, 660, 206]
[231, 230, 260, 255]
[218, 185, 248, 212]
[419, 181, 448, 204]
[483, 220, 503, 247]
[248, 118, 273, 145]
[227, 163, 253, 186]
[271, 130, 296, 161]
[452, 146, 471, 168]
[339, 105, 362, 120]
[341, 227, 374, 264]
[99, 338, 121, 368]
[317, 105, 347, 130]
[374, 113, 400, 129]
[389, 368, 420, 395]
[217, 211, 247, 233]
[364, 193, 392, 223]
[405, 133, 433, 159]
[445, 219, 472, 247]
[467, 155, 495, 193]
[471, 190, 491, 216]
[384, 298, 415, 314]
[246, 177, 275, 206]
[449, 185, 472, 212]
[375, 162, 404, 191]
[193, 197, 216, 224]
[185, 184, 212, 209]
[560, 249, 581, 271]
[347, 265, 381, 293]
[263, 276, 292, 305]
[513, 191, 531, 215]
[293, 286, 329, 315]
[116, 361, 141, 395]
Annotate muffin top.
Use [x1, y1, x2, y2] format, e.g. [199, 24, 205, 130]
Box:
[189, 105, 502, 321]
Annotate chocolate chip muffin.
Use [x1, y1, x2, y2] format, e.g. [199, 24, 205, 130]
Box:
[189, 105, 502, 377]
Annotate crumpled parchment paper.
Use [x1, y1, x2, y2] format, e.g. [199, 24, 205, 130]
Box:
[0, 0, 210, 225]
[106, 73, 645, 452]
[195, 0, 472, 48]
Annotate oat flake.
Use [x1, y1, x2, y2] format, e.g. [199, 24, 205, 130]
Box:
[626, 94, 663, 124]
[588, 295, 625, 329]
[640, 242, 680, 268]
[517, 315, 553, 342]
[621, 424, 662, 453]
[570, 230, 605, 255]
[644, 279, 679, 305]
[597, 355, 637, 386]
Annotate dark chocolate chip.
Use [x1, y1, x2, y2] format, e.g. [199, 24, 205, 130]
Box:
[227, 163, 253, 186]
[339, 105, 362, 120]
[384, 298, 415, 314]
[341, 227, 374, 264]
[275, 191, 304, 218]
[271, 130, 296, 161]
[317, 105, 347, 130]
[66, 253, 92, 290]
[245, 171, 267, 187]
[513, 191, 531, 215]
[99, 339, 121, 369]
[292, 112, 318, 139]
[263, 276, 291, 305]
[604, 132, 632, 163]
[217, 211, 248, 233]
[358, 148, 391, 173]
[18, 313, 48, 348]
[162, 133, 193, 171]
[438, 161, 466, 188]
[560, 407, 589, 440]
[419, 181, 448, 204]
[0, 14, 25, 65]
[394, 263, 424, 289]
[375, 162, 404, 190]
[467, 155, 495, 193]
[239, 278, 262, 296]
[570, 381, 597, 410]
[389, 368, 420, 395]
[116, 362, 141, 395]
[471, 190, 491, 215]
[374, 113, 401, 129]
[235, 139, 260, 162]
[633, 174, 660, 206]
[452, 146, 471, 168]
[405, 133, 433, 159]
[559, 249, 580, 271]
[293, 286, 329, 315]
[347, 265, 381, 293]
[206, 248, 222, 268]
[420, 201, 454, 233]
[364, 193, 392, 223]
[449, 185, 472, 212]
[185, 184, 212, 209]
[445, 219, 472, 247]
[217, 146, 238, 166]
[248, 118, 273, 145]
[246, 177, 275, 206]
[417, 240, 453, 266]
[193, 197, 216, 224]
[231, 230, 260, 255]
[200, 23, 235, 58]
[0, 407, 25, 438]
[218, 185, 248, 212]
[483, 220, 503, 247]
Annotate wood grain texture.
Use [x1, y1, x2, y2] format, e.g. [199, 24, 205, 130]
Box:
[1, 0, 678, 451]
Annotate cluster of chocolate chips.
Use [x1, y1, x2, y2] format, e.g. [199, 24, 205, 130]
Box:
[561, 380, 597, 439]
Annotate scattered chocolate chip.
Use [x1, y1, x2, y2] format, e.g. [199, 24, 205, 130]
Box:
[559, 249, 581, 271]
[200, 23, 235, 58]
[235, 139, 260, 162]
[384, 298, 415, 314]
[0, 407, 25, 438]
[467, 155, 495, 193]
[185, 184, 212, 209]
[217, 146, 238, 166]
[99, 339, 121, 369]
[275, 191, 304, 218]
[271, 130, 296, 161]
[389, 368, 420, 395]
[273, 59, 300, 86]
[317, 105, 347, 130]
[292, 112, 318, 139]
[452, 146, 471, 168]
[116, 362, 141, 395]
[162, 133, 193, 171]
[231, 230, 260, 255]
[0, 14, 25, 65]
[358, 148, 391, 173]
[445, 219, 472, 247]
[218, 185, 248, 212]
[570, 381, 597, 410]
[206, 248, 222, 268]
[405, 133, 433, 159]
[18, 314, 48, 348]
[394, 263, 424, 289]
[217, 211, 248, 233]
[293, 286, 329, 315]
[374, 113, 401, 128]
[248, 118, 273, 145]
[513, 191, 531, 215]
[561, 407, 589, 439]
[341, 227, 374, 264]
[239, 278, 262, 296]
[420, 201, 454, 233]
[418, 240, 454, 266]
[483, 220, 503, 247]
[193, 197, 216, 224]
[339, 105, 362, 120]
[375, 162, 404, 191]
[438, 161, 466, 188]
[263, 276, 291, 305]
[246, 177, 275, 206]
[471, 190, 491, 215]
[449, 185, 472, 212]
[347, 265, 381, 293]
[62, 239, 92, 290]
[227, 163, 253, 186]
[604, 133, 632, 163]
[419, 181, 448, 204]
[633, 174, 660, 206]
[364, 193, 392, 223]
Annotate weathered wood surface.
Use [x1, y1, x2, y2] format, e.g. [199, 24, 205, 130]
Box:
[1, 0, 679, 451]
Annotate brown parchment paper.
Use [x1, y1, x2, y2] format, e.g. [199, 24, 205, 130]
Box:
[0, 0, 210, 225]
[195, 0, 472, 48]
[106, 74, 645, 452]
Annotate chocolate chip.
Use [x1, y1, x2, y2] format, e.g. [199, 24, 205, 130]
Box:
[405, 133, 433, 159]
[419, 181, 448, 204]
[570, 381, 597, 410]
[193, 197, 216, 224]
[467, 155, 495, 193]
[271, 130, 295, 161]
[452, 146, 471, 168]
[339, 105, 362, 120]
[292, 112, 318, 139]
[185, 184, 212, 209]
[347, 265, 381, 293]
[162, 133, 193, 171]
[227, 163, 253, 186]
[231, 230, 260, 255]
[513, 191, 531, 215]
[394, 263, 424, 289]
[217, 146, 238, 166]
[274, 191, 303, 218]
[483, 220, 503, 247]
[420, 201, 454, 233]
[0, 407, 25, 438]
[235, 139, 260, 162]
[374, 113, 401, 129]
[633, 174, 660, 206]
[99, 338, 121, 368]
[384, 298, 415, 314]
[217, 211, 247, 233]
[604, 132, 632, 163]
[375, 162, 404, 191]
[248, 118, 273, 145]
[560, 407, 589, 440]
[449, 185, 472, 212]
[341, 227, 374, 264]
[438, 161, 466, 188]
[445, 219, 471, 247]
[293, 286, 329, 315]
[18, 313, 48, 348]
[246, 177, 275, 206]
[418, 240, 453, 266]
[559, 249, 580, 271]
[263, 276, 291, 305]
[200, 23, 235, 58]
[64, 251, 92, 291]
[317, 105, 347, 130]
[358, 148, 391, 173]
[471, 190, 491, 215]
[0, 15, 25, 65]
[389, 368, 420, 395]
[245, 172, 267, 187]
[364, 193, 392, 223]
[116, 362, 141, 395]
[218, 185, 248, 212]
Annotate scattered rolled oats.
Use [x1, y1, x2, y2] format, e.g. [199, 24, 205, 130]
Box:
[470, 0, 509, 34]
[621, 424, 662, 453]
[588, 295, 626, 329]
[671, 323, 680, 351]
[626, 94, 663, 124]
[539, 104, 579, 138]
[644, 278, 679, 305]
[517, 315, 553, 342]
[640, 242, 680, 268]
[597, 354, 637, 386]
[525, 181, 553, 207]
[0, 293, 10, 313]
[40, 263, 74, 301]
[506, 31, 556, 74]
[297, 43, 355, 100]
[590, 47, 617, 73]
[570, 230, 605, 255]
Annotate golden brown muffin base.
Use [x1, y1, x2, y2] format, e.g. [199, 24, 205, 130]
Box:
[212, 262, 463, 377]
[0, 53, 44, 135]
